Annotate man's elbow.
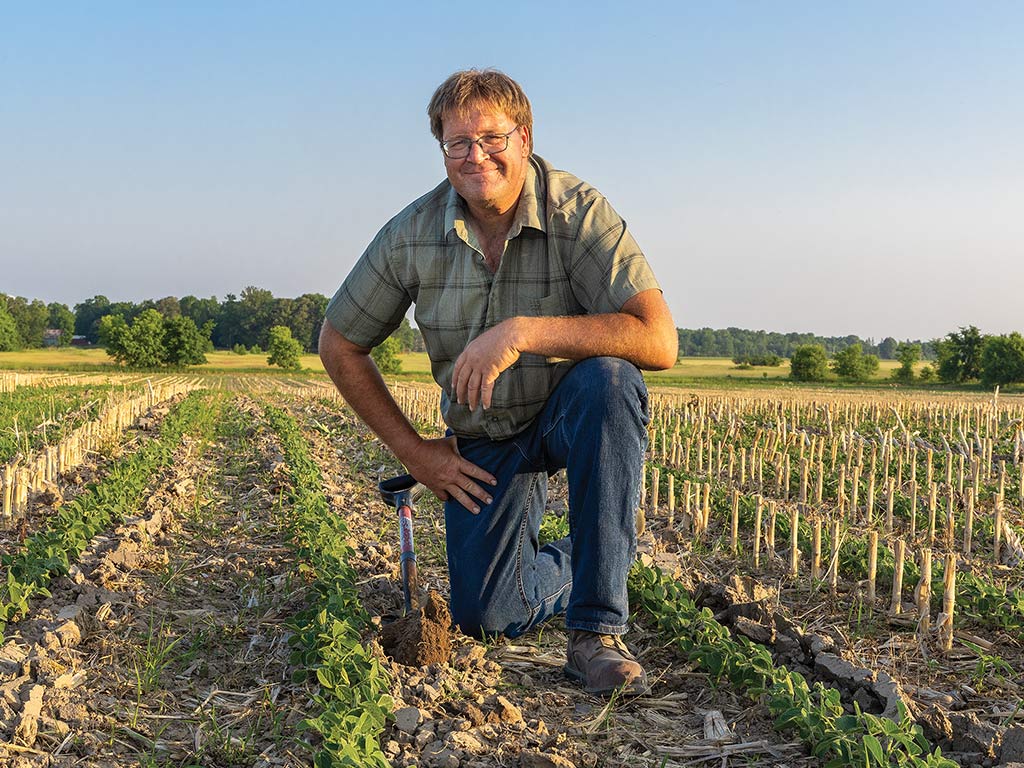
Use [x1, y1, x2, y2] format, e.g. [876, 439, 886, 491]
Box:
[624, 291, 677, 370]
[650, 333, 678, 370]
[318, 321, 338, 367]
[643, 313, 678, 370]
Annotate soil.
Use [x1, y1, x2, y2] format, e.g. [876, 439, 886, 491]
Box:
[294, 396, 818, 768]
[380, 590, 454, 667]
[0, 394, 312, 767]
[10, 384, 1020, 767]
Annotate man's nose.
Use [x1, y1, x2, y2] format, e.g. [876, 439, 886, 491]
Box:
[465, 140, 489, 163]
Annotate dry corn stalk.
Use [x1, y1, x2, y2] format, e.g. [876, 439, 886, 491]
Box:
[1001, 520, 1024, 568]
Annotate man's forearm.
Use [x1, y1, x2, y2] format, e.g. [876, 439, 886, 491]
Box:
[512, 312, 676, 370]
[451, 288, 678, 411]
[511, 289, 678, 371]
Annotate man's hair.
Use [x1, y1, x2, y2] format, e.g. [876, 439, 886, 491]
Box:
[428, 69, 534, 153]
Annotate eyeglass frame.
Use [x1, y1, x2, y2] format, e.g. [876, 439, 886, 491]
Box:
[439, 126, 521, 159]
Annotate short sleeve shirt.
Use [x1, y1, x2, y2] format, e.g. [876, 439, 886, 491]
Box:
[325, 155, 661, 440]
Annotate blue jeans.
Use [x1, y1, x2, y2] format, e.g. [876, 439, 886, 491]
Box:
[445, 357, 649, 639]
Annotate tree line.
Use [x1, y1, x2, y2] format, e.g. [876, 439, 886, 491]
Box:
[3, 294, 1022, 384]
[0, 288, 429, 355]
[0, 289, 421, 370]
[0, 288, 332, 354]
[789, 326, 1024, 387]
[677, 327, 935, 360]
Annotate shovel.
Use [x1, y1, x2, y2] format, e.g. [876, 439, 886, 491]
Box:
[377, 473, 426, 616]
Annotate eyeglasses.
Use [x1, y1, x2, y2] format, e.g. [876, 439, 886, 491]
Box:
[440, 127, 520, 159]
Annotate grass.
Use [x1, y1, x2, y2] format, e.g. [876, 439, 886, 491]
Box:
[0, 348, 962, 391]
[0, 347, 327, 372]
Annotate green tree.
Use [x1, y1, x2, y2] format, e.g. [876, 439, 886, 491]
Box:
[789, 345, 829, 382]
[163, 316, 211, 366]
[391, 317, 417, 353]
[118, 309, 166, 367]
[292, 293, 329, 351]
[878, 337, 898, 359]
[180, 295, 221, 329]
[75, 295, 110, 340]
[935, 325, 986, 383]
[831, 343, 878, 382]
[892, 343, 921, 382]
[47, 303, 76, 346]
[214, 293, 243, 349]
[0, 302, 21, 351]
[239, 286, 276, 348]
[862, 353, 880, 378]
[980, 333, 1024, 387]
[371, 336, 403, 374]
[266, 325, 302, 370]
[98, 309, 210, 368]
[136, 295, 182, 319]
[97, 315, 131, 362]
[3, 296, 49, 347]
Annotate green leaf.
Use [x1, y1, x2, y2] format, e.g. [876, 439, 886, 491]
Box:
[863, 734, 884, 765]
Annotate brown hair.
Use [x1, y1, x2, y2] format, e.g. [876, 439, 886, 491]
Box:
[427, 69, 534, 152]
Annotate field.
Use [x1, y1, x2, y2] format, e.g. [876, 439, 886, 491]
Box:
[0, 349, 329, 374]
[1, 371, 1022, 767]
[0, 349, 925, 386]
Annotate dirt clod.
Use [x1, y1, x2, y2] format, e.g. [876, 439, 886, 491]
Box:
[948, 712, 1001, 758]
[381, 590, 453, 666]
[521, 750, 577, 768]
[1003, 727, 1024, 763]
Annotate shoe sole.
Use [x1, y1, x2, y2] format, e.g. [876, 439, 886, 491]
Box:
[563, 663, 650, 697]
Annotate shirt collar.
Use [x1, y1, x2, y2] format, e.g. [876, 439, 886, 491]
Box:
[444, 159, 547, 242]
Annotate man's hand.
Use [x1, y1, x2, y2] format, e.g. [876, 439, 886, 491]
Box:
[451, 319, 524, 411]
[405, 436, 497, 514]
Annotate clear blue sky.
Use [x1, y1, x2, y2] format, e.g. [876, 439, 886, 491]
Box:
[2, 2, 1021, 341]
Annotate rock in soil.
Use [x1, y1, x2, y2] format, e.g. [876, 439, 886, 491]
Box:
[380, 590, 453, 666]
[1000, 727, 1024, 763]
[948, 712, 1001, 759]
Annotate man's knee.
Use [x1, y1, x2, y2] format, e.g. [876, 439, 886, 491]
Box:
[449, 589, 531, 640]
[564, 357, 648, 422]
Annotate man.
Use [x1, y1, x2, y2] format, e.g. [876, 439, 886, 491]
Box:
[320, 69, 677, 696]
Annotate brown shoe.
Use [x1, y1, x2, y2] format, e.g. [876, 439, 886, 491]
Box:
[564, 630, 650, 696]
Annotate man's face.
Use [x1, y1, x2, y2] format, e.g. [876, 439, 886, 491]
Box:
[441, 103, 530, 216]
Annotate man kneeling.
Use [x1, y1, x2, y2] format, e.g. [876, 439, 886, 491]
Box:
[320, 68, 677, 696]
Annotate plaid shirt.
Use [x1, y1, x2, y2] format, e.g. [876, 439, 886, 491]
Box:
[325, 154, 661, 440]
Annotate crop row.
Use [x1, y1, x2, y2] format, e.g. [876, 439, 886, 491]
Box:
[644, 449, 1024, 642]
[0, 390, 221, 641]
[647, 403, 1023, 517]
[629, 563, 959, 768]
[0, 371, 110, 394]
[648, 390, 1024, 457]
[1, 378, 201, 527]
[264, 404, 393, 768]
[0, 383, 128, 463]
[641, 390, 1024, 638]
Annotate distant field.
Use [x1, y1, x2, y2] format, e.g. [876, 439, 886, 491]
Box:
[400, 353, 921, 381]
[646, 356, 912, 382]
[0, 347, 325, 372]
[0, 348, 922, 384]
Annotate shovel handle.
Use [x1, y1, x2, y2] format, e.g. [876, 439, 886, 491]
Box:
[398, 503, 417, 615]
